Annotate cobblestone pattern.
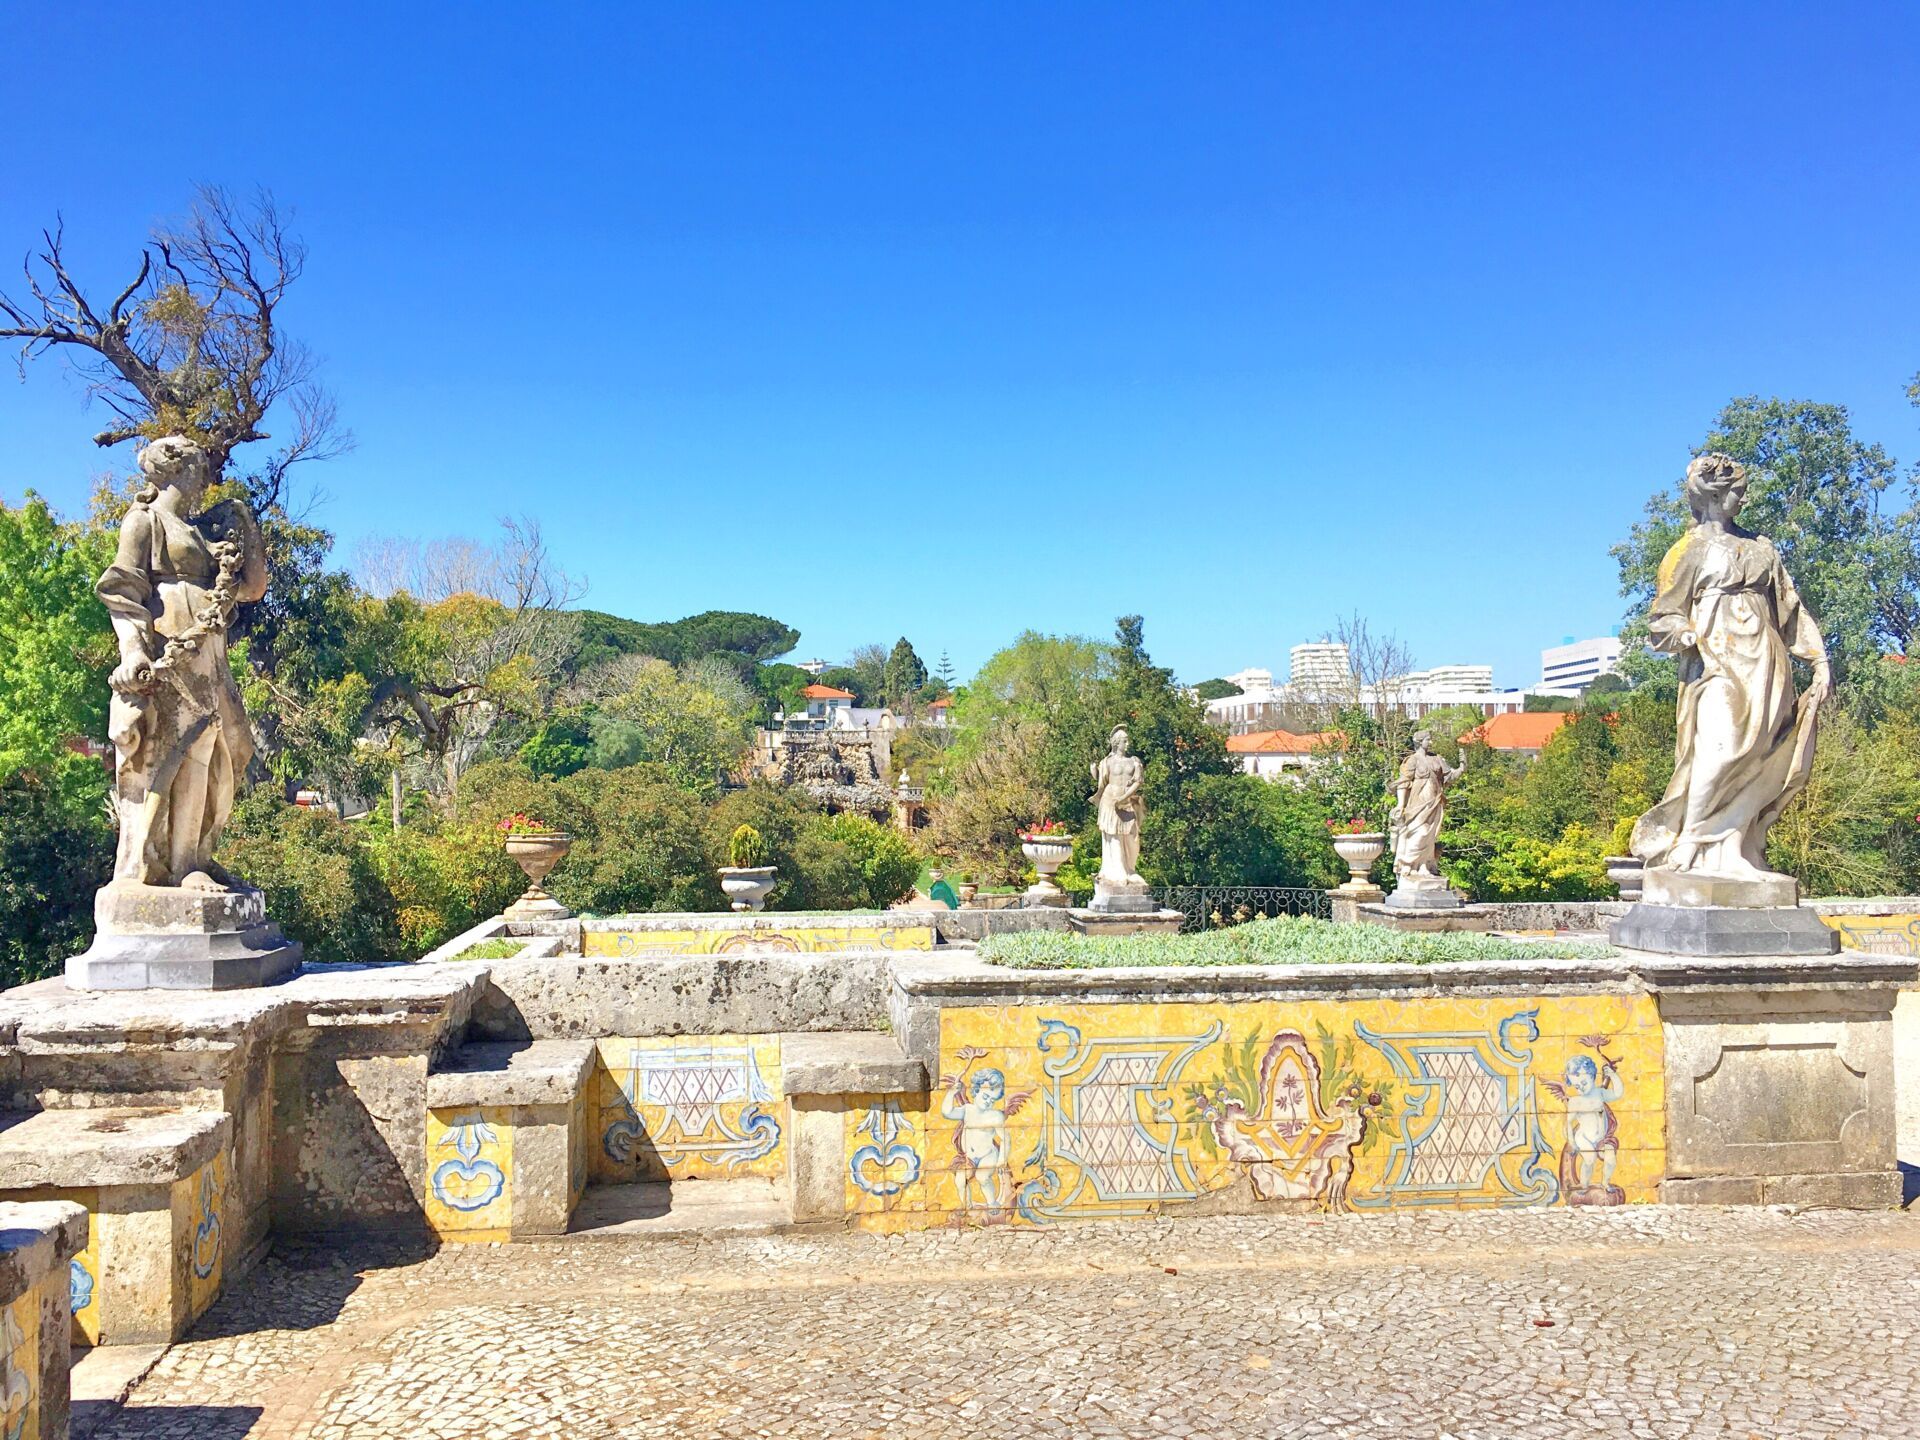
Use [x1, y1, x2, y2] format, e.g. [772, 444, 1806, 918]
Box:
[88, 1207, 1920, 1439]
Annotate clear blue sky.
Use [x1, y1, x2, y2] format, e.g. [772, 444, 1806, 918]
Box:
[3, 4, 1917, 689]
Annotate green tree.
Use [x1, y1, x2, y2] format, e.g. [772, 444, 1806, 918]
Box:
[814, 814, 920, 908]
[0, 773, 114, 986]
[0, 495, 115, 805]
[1194, 678, 1244, 702]
[882, 637, 928, 705]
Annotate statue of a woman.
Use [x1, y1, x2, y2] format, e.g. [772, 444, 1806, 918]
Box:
[1629, 452, 1830, 884]
[97, 436, 267, 891]
[1390, 729, 1461, 884]
[1089, 726, 1145, 893]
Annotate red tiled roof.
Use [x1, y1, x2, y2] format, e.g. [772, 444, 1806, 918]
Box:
[929, 695, 954, 708]
[802, 683, 855, 700]
[1226, 729, 1340, 755]
[1460, 711, 1572, 751]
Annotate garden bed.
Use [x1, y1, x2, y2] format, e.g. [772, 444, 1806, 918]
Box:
[976, 914, 1616, 970]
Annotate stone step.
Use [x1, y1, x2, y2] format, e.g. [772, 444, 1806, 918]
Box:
[780, 1031, 924, 1097]
[567, 1177, 789, 1239]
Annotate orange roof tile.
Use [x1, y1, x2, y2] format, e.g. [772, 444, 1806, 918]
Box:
[802, 683, 855, 700]
[1226, 729, 1341, 755]
[929, 695, 954, 708]
[1460, 711, 1572, 751]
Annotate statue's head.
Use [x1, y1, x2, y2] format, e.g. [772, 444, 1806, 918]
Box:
[1683, 452, 1747, 524]
[1108, 726, 1129, 754]
[135, 436, 212, 504]
[1412, 728, 1433, 751]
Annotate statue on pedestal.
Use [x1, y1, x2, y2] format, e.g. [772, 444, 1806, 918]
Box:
[1385, 730, 1463, 910]
[1612, 452, 1839, 955]
[69, 437, 302, 990]
[1088, 726, 1150, 913]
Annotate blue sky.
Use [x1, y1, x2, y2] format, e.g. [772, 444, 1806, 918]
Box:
[3, 4, 1916, 689]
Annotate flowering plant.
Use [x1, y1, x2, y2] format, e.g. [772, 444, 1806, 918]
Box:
[497, 813, 555, 837]
[1325, 817, 1374, 835]
[1021, 819, 1069, 840]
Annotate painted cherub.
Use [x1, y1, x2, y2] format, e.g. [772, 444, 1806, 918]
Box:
[1543, 1036, 1625, 1206]
[942, 1048, 1033, 1223]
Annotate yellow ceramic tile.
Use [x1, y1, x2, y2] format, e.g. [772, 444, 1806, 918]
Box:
[184, 1151, 227, 1321]
[425, 1106, 512, 1241]
[1, 1287, 39, 1440]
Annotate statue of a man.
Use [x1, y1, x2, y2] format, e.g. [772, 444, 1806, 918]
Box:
[1390, 729, 1461, 886]
[96, 436, 267, 890]
[1089, 725, 1145, 894]
[1629, 453, 1830, 885]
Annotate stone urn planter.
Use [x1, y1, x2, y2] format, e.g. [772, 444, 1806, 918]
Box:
[1020, 832, 1074, 908]
[1605, 855, 1645, 902]
[504, 832, 573, 920]
[1332, 831, 1388, 892]
[718, 866, 778, 913]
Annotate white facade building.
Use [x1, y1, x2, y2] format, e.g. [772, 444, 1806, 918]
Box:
[1288, 642, 1352, 692]
[1540, 636, 1623, 692]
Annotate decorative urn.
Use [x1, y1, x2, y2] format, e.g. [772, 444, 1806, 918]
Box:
[1331, 830, 1388, 892]
[503, 831, 573, 921]
[1604, 855, 1645, 902]
[719, 866, 778, 913]
[1020, 828, 1074, 908]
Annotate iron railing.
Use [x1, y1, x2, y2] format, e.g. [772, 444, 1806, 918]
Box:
[1149, 885, 1331, 934]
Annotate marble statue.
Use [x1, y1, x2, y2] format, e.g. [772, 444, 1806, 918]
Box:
[1628, 452, 1831, 889]
[1389, 729, 1461, 894]
[1611, 452, 1839, 955]
[70, 436, 300, 989]
[97, 436, 267, 888]
[1089, 725, 1148, 907]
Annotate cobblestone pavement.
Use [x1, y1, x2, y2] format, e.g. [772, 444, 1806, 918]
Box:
[87, 1206, 1920, 1439]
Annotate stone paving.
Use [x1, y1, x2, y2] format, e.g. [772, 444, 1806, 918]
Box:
[83, 1205, 1920, 1439]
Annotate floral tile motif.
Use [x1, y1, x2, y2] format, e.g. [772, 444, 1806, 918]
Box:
[425, 1107, 513, 1242]
[181, 1151, 228, 1321]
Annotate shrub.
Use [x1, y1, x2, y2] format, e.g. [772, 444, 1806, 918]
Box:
[727, 824, 768, 869]
[0, 771, 113, 987]
[977, 915, 1615, 970]
[814, 814, 919, 908]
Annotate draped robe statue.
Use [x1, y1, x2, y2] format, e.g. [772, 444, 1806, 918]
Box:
[1390, 731, 1461, 886]
[97, 436, 267, 890]
[1629, 453, 1831, 886]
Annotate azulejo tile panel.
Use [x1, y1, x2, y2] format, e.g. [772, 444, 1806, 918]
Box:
[1821, 912, 1920, 956]
[593, 1036, 786, 1183]
[583, 925, 934, 957]
[178, 1151, 228, 1321]
[425, 1107, 513, 1242]
[845, 995, 1666, 1232]
[0, 1286, 38, 1440]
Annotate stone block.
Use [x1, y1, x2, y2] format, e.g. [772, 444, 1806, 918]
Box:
[787, 1098, 845, 1224]
[0, 1110, 232, 1346]
[0, 1200, 87, 1440]
[424, 1040, 596, 1240]
[1383, 882, 1462, 911]
[1613, 901, 1840, 957]
[1643, 867, 1798, 909]
[1660, 1175, 1764, 1206]
[1066, 909, 1185, 938]
[1660, 980, 1901, 1209]
[1354, 904, 1494, 934]
[781, 1034, 925, 1098]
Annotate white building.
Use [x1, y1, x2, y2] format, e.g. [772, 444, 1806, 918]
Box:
[1540, 636, 1623, 692]
[1288, 642, 1352, 692]
[1403, 663, 1494, 693]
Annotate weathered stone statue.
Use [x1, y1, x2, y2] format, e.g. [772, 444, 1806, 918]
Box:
[69, 437, 301, 990]
[1612, 452, 1839, 955]
[1385, 730, 1463, 909]
[1088, 726, 1150, 912]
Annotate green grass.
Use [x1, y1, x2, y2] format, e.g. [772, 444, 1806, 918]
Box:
[454, 937, 528, 960]
[976, 915, 1616, 971]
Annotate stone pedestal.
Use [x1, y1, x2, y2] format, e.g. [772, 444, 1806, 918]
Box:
[1611, 868, 1840, 958]
[66, 883, 302, 992]
[1067, 908, 1185, 938]
[1384, 878, 1463, 911]
[1087, 879, 1155, 914]
[1328, 885, 1384, 925]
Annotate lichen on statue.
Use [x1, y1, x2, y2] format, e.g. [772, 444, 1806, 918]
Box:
[96, 436, 268, 891]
